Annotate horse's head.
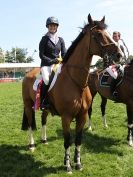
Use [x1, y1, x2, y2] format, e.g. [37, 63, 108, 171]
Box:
[83, 14, 123, 65]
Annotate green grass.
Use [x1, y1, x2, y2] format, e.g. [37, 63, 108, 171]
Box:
[0, 82, 133, 177]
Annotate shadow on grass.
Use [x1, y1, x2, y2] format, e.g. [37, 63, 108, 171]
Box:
[53, 126, 123, 156]
[0, 144, 64, 177]
[83, 130, 123, 156]
[34, 128, 63, 146]
[55, 128, 123, 156]
[55, 128, 122, 155]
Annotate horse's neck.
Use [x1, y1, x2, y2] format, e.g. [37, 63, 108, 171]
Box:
[65, 36, 92, 88]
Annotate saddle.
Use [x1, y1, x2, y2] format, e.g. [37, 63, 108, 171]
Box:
[100, 64, 124, 89]
[100, 71, 111, 87]
[34, 63, 62, 113]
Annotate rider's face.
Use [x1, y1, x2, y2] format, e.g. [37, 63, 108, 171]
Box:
[113, 34, 120, 42]
[48, 24, 58, 34]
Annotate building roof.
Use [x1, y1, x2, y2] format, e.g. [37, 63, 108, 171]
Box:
[0, 63, 40, 71]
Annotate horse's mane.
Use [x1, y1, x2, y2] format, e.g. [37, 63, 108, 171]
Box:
[63, 20, 107, 63]
[63, 32, 84, 63]
[94, 20, 107, 30]
[26, 68, 40, 78]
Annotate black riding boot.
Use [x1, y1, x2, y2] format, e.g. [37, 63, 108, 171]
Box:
[110, 78, 118, 100]
[40, 82, 49, 110]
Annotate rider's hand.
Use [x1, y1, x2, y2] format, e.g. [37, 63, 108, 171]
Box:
[57, 57, 63, 63]
[54, 59, 60, 64]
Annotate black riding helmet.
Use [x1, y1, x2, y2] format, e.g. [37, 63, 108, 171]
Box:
[46, 17, 59, 28]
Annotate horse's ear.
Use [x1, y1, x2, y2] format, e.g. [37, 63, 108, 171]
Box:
[101, 16, 105, 23]
[88, 14, 94, 25]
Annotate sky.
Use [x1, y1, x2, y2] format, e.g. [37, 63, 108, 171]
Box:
[0, 0, 133, 64]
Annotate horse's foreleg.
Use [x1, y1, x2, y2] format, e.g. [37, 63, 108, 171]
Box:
[88, 92, 96, 131]
[88, 103, 92, 131]
[41, 110, 48, 144]
[127, 105, 133, 147]
[62, 116, 72, 174]
[28, 127, 35, 152]
[74, 113, 87, 171]
[74, 134, 82, 171]
[101, 96, 108, 128]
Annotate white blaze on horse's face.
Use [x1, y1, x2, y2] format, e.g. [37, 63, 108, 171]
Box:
[104, 30, 124, 57]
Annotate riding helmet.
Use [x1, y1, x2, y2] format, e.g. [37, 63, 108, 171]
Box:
[46, 17, 59, 27]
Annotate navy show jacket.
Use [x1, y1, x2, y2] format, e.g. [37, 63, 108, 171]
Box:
[39, 35, 66, 67]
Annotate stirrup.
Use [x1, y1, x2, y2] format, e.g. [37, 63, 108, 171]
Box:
[112, 91, 118, 101]
[40, 100, 50, 111]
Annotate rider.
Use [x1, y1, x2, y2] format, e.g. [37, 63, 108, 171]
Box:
[108, 31, 126, 100]
[39, 16, 66, 110]
[113, 31, 125, 58]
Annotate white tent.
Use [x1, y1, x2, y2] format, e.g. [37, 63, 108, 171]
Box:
[0, 63, 40, 72]
[0, 63, 40, 81]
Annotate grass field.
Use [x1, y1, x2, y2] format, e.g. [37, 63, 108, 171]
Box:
[0, 82, 133, 177]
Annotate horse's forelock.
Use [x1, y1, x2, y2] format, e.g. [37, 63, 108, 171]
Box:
[84, 20, 107, 32]
[93, 20, 108, 30]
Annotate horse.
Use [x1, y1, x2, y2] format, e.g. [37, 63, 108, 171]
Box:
[87, 62, 133, 147]
[21, 14, 122, 173]
[87, 53, 130, 130]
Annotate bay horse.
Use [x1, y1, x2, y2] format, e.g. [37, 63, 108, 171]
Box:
[87, 55, 129, 130]
[87, 62, 133, 147]
[22, 14, 122, 173]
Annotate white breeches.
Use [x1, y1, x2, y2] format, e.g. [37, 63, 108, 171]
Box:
[41, 65, 54, 85]
[105, 66, 118, 79]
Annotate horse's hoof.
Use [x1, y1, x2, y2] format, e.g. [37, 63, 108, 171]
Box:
[128, 141, 133, 147]
[28, 144, 36, 152]
[66, 166, 72, 174]
[75, 164, 83, 171]
[41, 139, 48, 144]
[88, 126, 92, 131]
[104, 124, 108, 128]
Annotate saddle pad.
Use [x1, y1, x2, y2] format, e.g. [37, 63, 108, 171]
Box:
[105, 65, 118, 79]
[33, 75, 42, 91]
[33, 64, 62, 92]
[48, 64, 62, 91]
[100, 71, 110, 87]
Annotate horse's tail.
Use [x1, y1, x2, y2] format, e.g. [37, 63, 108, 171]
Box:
[21, 107, 37, 131]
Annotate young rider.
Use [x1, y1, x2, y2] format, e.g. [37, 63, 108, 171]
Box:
[39, 16, 66, 109]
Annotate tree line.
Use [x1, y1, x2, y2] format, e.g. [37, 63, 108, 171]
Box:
[0, 47, 35, 63]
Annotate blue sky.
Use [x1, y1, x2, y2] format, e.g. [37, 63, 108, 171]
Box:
[0, 0, 133, 63]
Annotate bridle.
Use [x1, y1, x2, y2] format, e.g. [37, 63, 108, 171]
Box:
[65, 24, 119, 89]
[89, 25, 118, 59]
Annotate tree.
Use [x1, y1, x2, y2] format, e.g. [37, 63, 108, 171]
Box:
[95, 58, 104, 69]
[26, 56, 34, 63]
[5, 47, 34, 63]
[5, 50, 14, 63]
[0, 48, 5, 63]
